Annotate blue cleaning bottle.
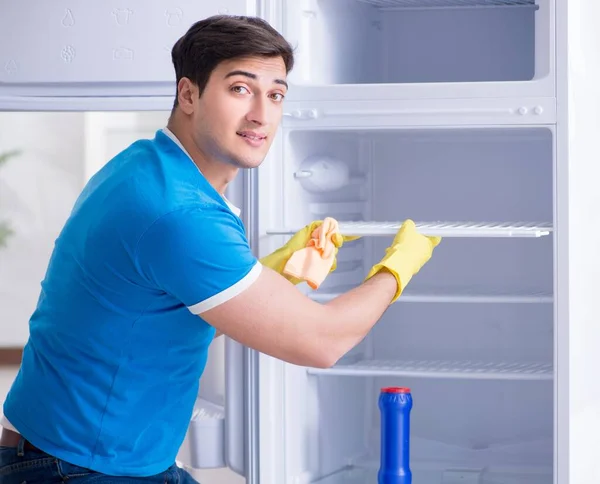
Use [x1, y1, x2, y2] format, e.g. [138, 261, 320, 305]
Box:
[378, 386, 413, 484]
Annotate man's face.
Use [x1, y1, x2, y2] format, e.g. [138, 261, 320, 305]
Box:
[182, 56, 288, 170]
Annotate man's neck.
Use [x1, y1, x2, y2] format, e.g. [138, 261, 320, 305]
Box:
[166, 121, 238, 196]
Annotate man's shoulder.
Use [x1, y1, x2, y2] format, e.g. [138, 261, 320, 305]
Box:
[147, 200, 243, 240]
[76, 130, 243, 245]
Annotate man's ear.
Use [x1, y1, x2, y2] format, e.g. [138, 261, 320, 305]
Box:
[176, 78, 198, 115]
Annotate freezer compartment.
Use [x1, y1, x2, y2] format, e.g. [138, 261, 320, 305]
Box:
[283, 0, 551, 86]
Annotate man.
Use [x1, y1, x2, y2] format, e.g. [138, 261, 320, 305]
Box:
[0, 14, 440, 483]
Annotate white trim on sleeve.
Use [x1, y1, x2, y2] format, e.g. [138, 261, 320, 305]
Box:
[187, 262, 263, 315]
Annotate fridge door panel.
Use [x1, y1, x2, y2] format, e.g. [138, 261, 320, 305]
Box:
[223, 168, 261, 481]
[182, 170, 260, 479]
[557, 1, 600, 483]
[224, 338, 246, 476]
[282, 98, 556, 129]
[0, 0, 256, 98]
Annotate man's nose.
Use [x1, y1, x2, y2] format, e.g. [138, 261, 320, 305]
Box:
[246, 98, 268, 126]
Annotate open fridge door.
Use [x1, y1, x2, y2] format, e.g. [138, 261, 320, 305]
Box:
[0, 0, 257, 110]
[78, 112, 252, 480]
[1, 0, 264, 480]
[224, 169, 261, 482]
[176, 169, 261, 483]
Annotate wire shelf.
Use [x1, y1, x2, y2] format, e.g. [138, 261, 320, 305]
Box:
[267, 221, 552, 238]
[308, 359, 553, 380]
[355, 0, 537, 9]
[310, 287, 553, 304]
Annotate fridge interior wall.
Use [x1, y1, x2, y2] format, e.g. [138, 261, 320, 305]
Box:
[284, 0, 550, 85]
[279, 127, 554, 483]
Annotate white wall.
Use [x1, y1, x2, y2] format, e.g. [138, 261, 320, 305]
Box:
[0, 112, 86, 346]
[0, 111, 167, 346]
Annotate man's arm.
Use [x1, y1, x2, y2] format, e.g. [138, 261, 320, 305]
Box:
[136, 209, 436, 366]
[199, 265, 396, 368]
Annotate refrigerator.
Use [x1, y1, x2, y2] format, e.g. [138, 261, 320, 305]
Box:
[1, 0, 599, 483]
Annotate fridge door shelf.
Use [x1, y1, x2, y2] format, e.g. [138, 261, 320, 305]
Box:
[177, 398, 225, 469]
[266, 221, 553, 238]
[310, 287, 553, 304]
[307, 359, 553, 380]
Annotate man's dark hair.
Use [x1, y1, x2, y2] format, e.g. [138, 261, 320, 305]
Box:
[171, 15, 295, 107]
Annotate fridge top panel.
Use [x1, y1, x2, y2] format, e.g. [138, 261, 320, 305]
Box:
[0, 0, 252, 97]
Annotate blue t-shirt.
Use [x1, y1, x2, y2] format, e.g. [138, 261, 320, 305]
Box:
[2, 128, 261, 476]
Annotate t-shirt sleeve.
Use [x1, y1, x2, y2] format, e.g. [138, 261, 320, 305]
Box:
[136, 206, 262, 314]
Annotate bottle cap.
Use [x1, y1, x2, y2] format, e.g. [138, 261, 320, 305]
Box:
[381, 387, 411, 394]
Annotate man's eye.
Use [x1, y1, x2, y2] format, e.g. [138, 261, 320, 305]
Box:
[232, 86, 249, 94]
[271, 93, 285, 101]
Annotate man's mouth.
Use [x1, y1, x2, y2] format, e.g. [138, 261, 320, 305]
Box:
[237, 131, 267, 148]
[237, 131, 267, 141]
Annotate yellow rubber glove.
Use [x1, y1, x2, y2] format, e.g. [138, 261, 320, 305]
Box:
[260, 220, 360, 285]
[365, 219, 441, 303]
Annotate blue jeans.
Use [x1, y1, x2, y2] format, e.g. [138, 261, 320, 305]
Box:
[0, 435, 200, 483]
